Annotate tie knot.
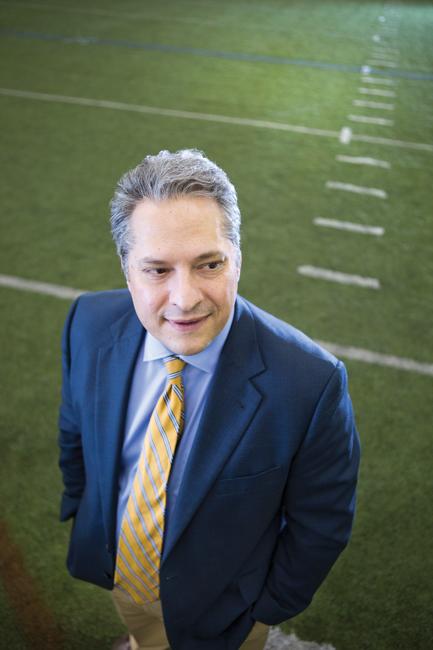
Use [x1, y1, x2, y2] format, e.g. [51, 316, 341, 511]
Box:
[164, 355, 185, 378]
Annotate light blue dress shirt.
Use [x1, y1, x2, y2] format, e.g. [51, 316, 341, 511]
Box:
[116, 311, 234, 543]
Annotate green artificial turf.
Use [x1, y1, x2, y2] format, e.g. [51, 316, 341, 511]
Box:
[1, 1, 433, 648]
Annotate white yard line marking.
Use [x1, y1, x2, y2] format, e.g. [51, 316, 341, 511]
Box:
[0, 274, 83, 299]
[266, 628, 336, 650]
[348, 114, 394, 126]
[326, 181, 387, 198]
[371, 49, 399, 57]
[297, 265, 380, 289]
[1, 88, 431, 152]
[2, 273, 432, 376]
[361, 65, 371, 74]
[353, 99, 394, 110]
[359, 87, 396, 97]
[313, 217, 385, 235]
[371, 51, 398, 60]
[372, 34, 381, 42]
[317, 341, 433, 377]
[339, 126, 352, 144]
[336, 155, 390, 168]
[0, 88, 341, 138]
[361, 76, 396, 86]
[351, 133, 433, 151]
[367, 60, 398, 68]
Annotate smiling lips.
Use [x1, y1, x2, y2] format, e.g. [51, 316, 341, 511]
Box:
[165, 315, 210, 332]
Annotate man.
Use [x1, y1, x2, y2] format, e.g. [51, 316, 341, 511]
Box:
[59, 149, 360, 650]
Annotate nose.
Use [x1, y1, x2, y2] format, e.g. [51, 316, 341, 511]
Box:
[169, 269, 202, 312]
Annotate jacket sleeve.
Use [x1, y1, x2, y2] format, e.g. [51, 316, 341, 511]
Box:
[58, 297, 85, 522]
[252, 361, 360, 624]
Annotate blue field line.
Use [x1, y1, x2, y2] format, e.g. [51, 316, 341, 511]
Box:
[1, 28, 433, 81]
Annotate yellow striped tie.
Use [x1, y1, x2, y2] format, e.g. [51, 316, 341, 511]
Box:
[114, 356, 185, 603]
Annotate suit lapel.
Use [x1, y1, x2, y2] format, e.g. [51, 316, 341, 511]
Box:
[162, 298, 265, 561]
[94, 306, 144, 544]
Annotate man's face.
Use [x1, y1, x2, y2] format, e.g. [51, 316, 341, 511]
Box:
[126, 196, 241, 356]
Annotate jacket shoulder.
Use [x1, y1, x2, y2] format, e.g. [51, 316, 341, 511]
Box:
[65, 289, 137, 350]
[239, 297, 340, 376]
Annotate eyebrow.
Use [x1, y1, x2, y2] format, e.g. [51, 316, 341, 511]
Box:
[136, 251, 226, 266]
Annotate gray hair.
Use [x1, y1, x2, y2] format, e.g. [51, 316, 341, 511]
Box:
[110, 149, 241, 276]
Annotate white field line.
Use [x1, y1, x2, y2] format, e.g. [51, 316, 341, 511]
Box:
[351, 133, 433, 152]
[367, 60, 398, 68]
[297, 265, 380, 289]
[0, 88, 340, 138]
[1, 88, 432, 152]
[0, 274, 83, 299]
[372, 34, 381, 42]
[353, 99, 394, 110]
[313, 217, 385, 235]
[266, 628, 336, 650]
[370, 50, 399, 57]
[317, 341, 433, 377]
[326, 181, 387, 199]
[348, 114, 393, 126]
[371, 52, 398, 60]
[361, 76, 396, 86]
[361, 65, 372, 75]
[336, 155, 390, 168]
[339, 126, 352, 144]
[358, 87, 396, 97]
[2, 273, 432, 376]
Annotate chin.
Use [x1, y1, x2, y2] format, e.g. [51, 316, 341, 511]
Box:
[170, 336, 209, 357]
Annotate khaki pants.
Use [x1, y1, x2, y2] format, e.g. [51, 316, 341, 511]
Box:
[112, 588, 269, 650]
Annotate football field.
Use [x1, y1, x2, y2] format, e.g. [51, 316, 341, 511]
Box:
[1, 1, 432, 648]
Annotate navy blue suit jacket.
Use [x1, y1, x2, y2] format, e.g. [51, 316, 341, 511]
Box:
[59, 290, 360, 649]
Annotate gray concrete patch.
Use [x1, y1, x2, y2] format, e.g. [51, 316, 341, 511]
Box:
[265, 627, 335, 650]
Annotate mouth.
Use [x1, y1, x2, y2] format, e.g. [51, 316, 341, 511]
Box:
[165, 315, 210, 332]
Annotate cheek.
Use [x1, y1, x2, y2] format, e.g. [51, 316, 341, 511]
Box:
[143, 288, 169, 317]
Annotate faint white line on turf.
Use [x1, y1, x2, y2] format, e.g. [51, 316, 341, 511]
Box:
[358, 87, 396, 97]
[297, 265, 380, 289]
[3, 272, 432, 376]
[361, 77, 395, 86]
[1, 88, 432, 152]
[370, 50, 399, 57]
[379, 15, 386, 22]
[367, 60, 398, 68]
[353, 99, 394, 110]
[0, 88, 340, 139]
[317, 341, 433, 376]
[372, 35, 381, 42]
[339, 126, 352, 144]
[266, 628, 336, 650]
[371, 52, 398, 60]
[336, 155, 390, 168]
[348, 114, 394, 126]
[0, 274, 84, 299]
[351, 133, 433, 152]
[361, 65, 371, 74]
[313, 217, 384, 235]
[326, 181, 387, 199]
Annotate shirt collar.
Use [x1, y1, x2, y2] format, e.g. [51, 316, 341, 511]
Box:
[143, 308, 235, 374]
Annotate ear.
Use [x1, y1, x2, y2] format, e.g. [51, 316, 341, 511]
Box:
[236, 251, 242, 279]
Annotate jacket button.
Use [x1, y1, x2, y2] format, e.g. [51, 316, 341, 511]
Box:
[104, 571, 112, 579]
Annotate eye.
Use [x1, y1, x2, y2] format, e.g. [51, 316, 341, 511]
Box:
[200, 260, 224, 271]
[143, 267, 168, 276]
